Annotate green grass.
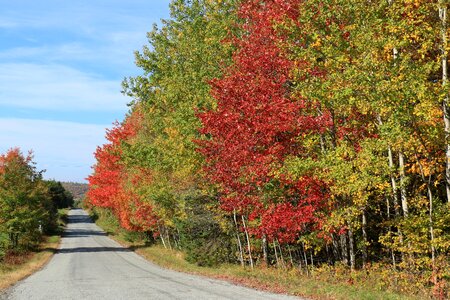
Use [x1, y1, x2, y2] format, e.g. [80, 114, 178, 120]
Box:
[91, 208, 422, 300]
[46, 235, 59, 243]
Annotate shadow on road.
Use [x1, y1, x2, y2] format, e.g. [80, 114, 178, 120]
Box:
[67, 213, 94, 224]
[58, 247, 132, 254]
[62, 229, 107, 238]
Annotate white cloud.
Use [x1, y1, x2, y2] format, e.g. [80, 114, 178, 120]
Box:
[0, 118, 110, 182]
[0, 38, 145, 73]
[0, 0, 171, 181]
[0, 63, 129, 111]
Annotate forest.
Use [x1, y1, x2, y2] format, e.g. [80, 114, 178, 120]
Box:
[61, 182, 88, 202]
[0, 148, 73, 261]
[87, 0, 450, 297]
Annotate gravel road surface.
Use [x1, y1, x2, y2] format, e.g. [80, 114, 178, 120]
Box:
[1, 209, 300, 300]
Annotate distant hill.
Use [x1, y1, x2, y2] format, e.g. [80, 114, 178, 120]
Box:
[61, 182, 89, 200]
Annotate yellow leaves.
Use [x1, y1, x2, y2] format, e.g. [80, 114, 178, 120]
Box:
[164, 126, 180, 140]
[375, 181, 390, 192]
[382, 45, 395, 62]
[311, 37, 322, 49]
[409, 159, 432, 177]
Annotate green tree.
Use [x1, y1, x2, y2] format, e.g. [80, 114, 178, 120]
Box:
[0, 149, 51, 250]
[119, 0, 238, 259]
[46, 180, 74, 209]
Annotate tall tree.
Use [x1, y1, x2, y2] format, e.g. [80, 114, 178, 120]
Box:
[0, 149, 51, 249]
[198, 0, 328, 254]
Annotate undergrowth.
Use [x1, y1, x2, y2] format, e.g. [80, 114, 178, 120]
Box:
[90, 207, 428, 300]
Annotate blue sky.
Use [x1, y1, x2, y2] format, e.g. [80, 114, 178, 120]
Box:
[0, 0, 171, 182]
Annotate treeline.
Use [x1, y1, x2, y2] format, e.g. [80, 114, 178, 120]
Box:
[0, 148, 73, 260]
[87, 0, 450, 295]
[61, 182, 88, 201]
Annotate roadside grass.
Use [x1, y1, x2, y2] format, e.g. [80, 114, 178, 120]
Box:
[90, 208, 421, 300]
[0, 235, 59, 291]
[57, 208, 70, 229]
[134, 246, 419, 300]
[0, 208, 69, 291]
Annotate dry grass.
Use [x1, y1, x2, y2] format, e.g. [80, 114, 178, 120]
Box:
[0, 236, 60, 291]
[90, 209, 423, 300]
[133, 245, 420, 300]
[98, 230, 415, 299]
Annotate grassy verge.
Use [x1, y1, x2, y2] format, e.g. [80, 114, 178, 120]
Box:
[135, 246, 421, 300]
[0, 208, 69, 291]
[0, 235, 59, 291]
[90, 208, 420, 300]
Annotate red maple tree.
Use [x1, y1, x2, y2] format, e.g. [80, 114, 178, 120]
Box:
[87, 110, 158, 232]
[198, 0, 329, 243]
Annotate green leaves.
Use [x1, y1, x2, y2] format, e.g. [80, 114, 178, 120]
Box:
[90, 0, 450, 277]
[0, 149, 54, 251]
[121, 0, 237, 221]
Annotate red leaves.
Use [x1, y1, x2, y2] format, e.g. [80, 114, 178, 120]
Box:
[198, 0, 327, 244]
[87, 110, 159, 232]
[87, 121, 130, 209]
[0, 148, 33, 174]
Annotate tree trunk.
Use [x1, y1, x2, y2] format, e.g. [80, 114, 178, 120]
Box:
[427, 183, 436, 267]
[158, 225, 167, 249]
[241, 215, 254, 269]
[388, 147, 405, 261]
[262, 234, 268, 267]
[277, 240, 286, 269]
[233, 209, 245, 267]
[332, 233, 340, 262]
[301, 242, 309, 275]
[439, 1, 450, 203]
[362, 210, 368, 267]
[166, 230, 172, 250]
[325, 243, 332, 265]
[348, 229, 355, 271]
[388, 147, 399, 213]
[273, 240, 279, 267]
[399, 152, 408, 216]
[172, 233, 179, 249]
[287, 245, 294, 267]
[386, 0, 403, 215]
[386, 196, 397, 269]
[298, 252, 304, 275]
[340, 233, 349, 266]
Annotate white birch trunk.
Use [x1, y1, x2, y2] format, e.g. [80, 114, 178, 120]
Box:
[233, 209, 245, 267]
[439, 1, 450, 203]
[273, 241, 279, 267]
[348, 229, 355, 271]
[399, 152, 409, 217]
[158, 224, 167, 249]
[277, 240, 286, 269]
[340, 234, 348, 266]
[362, 210, 368, 267]
[241, 215, 254, 269]
[262, 234, 268, 266]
